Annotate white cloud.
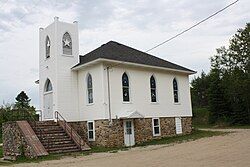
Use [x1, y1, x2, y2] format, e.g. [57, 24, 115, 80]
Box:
[0, 0, 249, 107]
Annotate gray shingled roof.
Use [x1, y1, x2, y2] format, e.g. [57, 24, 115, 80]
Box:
[73, 41, 195, 73]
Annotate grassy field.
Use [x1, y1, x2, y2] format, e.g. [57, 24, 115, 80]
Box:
[0, 129, 226, 165]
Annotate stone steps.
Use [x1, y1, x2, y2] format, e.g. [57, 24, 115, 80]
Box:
[31, 121, 81, 154]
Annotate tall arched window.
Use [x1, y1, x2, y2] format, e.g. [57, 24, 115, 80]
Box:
[45, 36, 51, 58]
[150, 75, 157, 102]
[173, 78, 179, 103]
[62, 32, 72, 55]
[87, 74, 93, 104]
[45, 79, 52, 92]
[122, 73, 130, 102]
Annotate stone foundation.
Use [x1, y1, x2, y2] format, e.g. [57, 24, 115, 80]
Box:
[181, 117, 192, 134]
[70, 117, 192, 147]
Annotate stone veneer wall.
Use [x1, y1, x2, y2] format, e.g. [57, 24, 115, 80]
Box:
[181, 117, 192, 134]
[70, 117, 192, 147]
[2, 122, 38, 159]
[70, 119, 124, 147]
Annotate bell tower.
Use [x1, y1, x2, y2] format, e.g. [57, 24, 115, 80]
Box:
[39, 17, 79, 121]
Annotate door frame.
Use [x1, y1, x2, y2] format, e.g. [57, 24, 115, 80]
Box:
[43, 91, 54, 120]
[175, 117, 183, 134]
[123, 119, 135, 147]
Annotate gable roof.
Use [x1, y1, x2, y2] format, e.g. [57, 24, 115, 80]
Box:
[73, 41, 195, 73]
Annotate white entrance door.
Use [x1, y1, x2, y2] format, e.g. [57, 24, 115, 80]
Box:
[175, 117, 183, 134]
[44, 92, 53, 119]
[123, 120, 135, 146]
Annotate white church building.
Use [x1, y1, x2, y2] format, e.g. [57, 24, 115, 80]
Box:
[39, 17, 195, 147]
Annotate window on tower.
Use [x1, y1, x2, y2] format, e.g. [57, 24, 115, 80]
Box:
[62, 32, 72, 55]
[45, 36, 50, 58]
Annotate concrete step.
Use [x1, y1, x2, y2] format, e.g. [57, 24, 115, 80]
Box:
[47, 145, 80, 153]
[37, 132, 68, 137]
[34, 129, 65, 134]
[49, 148, 80, 154]
[44, 143, 76, 149]
[41, 140, 74, 146]
[39, 136, 72, 142]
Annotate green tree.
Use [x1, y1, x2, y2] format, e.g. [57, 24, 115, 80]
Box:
[14, 91, 31, 110]
[210, 23, 250, 125]
[191, 71, 210, 107]
[208, 68, 229, 124]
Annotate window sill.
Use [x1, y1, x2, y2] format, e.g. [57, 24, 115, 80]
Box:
[174, 102, 181, 105]
[61, 54, 74, 57]
[122, 101, 132, 104]
[44, 91, 53, 95]
[150, 102, 159, 105]
[44, 57, 51, 61]
[86, 103, 94, 106]
[153, 134, 161, 137]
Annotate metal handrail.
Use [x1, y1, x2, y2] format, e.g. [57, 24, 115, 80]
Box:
[55, 111, 87, 150]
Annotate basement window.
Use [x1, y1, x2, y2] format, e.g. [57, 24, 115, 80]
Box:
[87, 121, 95, 141]
[152, 118, 161, 136]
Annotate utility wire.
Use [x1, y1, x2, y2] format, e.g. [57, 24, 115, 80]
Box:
[107, 0, 240, 69]
[145, 0, 239, 53]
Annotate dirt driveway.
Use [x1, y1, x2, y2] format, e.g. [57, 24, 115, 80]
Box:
[7, 129, 250, 167]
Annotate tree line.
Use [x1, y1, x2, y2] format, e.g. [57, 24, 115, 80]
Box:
[191, 23, 250, 125]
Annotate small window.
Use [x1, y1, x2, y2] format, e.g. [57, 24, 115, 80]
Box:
[150, 75, 157, 102]
[87, 74, 93, 104]
[45, 79, 52, 92]
[152, 118, 161, 136]
[122, 72, 130, 102]
[45, 36, 51, 58]
[62, 32, 72, 55]
[87, 121, 95, 141]
[173, 78, 179, 103]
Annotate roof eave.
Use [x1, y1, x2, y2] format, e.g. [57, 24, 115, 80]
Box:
[72, 58, 196, 74]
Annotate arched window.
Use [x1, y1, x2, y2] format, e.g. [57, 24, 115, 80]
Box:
[45, 79, 52, 92]
[122, 73, 130, 102]
[45, 36, 51, 58]
[87, 74, 93, 104]
[173, 78, 179, 103]
[150, 75, 157, 102]
[62, 32, 72, 55]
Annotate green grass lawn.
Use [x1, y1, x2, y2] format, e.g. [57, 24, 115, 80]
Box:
[0, 129, 227, 164]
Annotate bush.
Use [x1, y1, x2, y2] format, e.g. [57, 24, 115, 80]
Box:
[192, 107, 210, 126]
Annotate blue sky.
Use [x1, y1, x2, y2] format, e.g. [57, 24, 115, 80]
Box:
[0, 0, 249, 108]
